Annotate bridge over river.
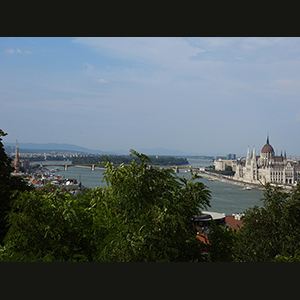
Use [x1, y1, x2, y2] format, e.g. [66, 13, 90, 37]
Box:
[40, 163, 202, 173]
[40, 163, 105, 171]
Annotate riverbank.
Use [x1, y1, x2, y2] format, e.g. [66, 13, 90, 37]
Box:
[198, 171, 264, 190]
[198, 171, 295, 191]
[73, 165, 106, 170]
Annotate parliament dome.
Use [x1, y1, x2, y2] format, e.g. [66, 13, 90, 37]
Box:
[261, 136, 275, 154]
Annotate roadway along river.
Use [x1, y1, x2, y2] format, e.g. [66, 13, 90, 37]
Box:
[43, 158, 264, 215]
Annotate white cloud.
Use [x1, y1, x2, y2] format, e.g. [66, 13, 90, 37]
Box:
[240, 37, 284, 51]
[73, 37, 300, 104]
[275, 79, 300, 89]
[95, 78, 108, 84]
[73, 37, 300, 80]
[4, 48, 15, 54]
[234, 57, 245, 61]
[269, 79, 300, 98]
[190, 37, 284, 54]
[73, 37, 201, 69]
[189, 37, 240, 50]
[3, 48, 32, 54]
[83, 62, 94, 71]
[83, 62, 108, 84]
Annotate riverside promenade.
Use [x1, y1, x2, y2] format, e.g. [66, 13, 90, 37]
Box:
[199, 171, 265, 190]
[198, 170, 295, 191]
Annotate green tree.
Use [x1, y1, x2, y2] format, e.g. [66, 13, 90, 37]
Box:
[0, 129, 31, 244]
[96, 150, 211, 262]
[1, 185, 100, 261]
[233, 182, 300, 262]
[205, 220, 238, 262]
[223, 166, 235, 176]
[1, 150, 212, 262]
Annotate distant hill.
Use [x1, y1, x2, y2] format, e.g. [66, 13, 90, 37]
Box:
[3, 142, 218, 157]
[3, 142, 101, 154]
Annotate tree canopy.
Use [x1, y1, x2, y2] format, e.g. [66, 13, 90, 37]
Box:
[233, 182, 300, 262]
[2, 128, 300, 262]
[1, 149, 211, 262]
[71, 154, 188, 166]
[0, 129, 31, 244]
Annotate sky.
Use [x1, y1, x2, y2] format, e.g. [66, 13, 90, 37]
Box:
[1, 37, 300, 156]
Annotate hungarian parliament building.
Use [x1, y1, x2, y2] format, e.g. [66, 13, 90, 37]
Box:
[233, 136, 300, 185]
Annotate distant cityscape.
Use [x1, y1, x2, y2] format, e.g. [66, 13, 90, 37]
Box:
[6, 136, 300, 190]
[7, 142, 190, 191]
[214, 136, 300, 186]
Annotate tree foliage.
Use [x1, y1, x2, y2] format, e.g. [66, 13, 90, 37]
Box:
[205, 220, 238, 262]
[1, 185, 99, 261]
[71, 154, 188, 166]
[205, 165, 235, 176]
[1, 149, 211, 262]
[0, 129, 31, 244]
[233, 182, 300, 262]
[3, 136, 300, 262]
[97, 149, 211, 262]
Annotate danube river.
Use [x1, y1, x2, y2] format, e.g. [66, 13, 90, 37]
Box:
[43, 158, 264, 215]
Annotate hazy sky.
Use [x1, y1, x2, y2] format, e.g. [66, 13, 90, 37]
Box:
[1, 37, 300, 156]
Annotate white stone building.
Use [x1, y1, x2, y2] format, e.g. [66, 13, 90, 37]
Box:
[234, 136, 300, 185]
[214, 159, 236, 171]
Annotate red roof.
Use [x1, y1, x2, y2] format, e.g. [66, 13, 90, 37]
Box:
[261, 143, 275, 154]
[196, 216, 243, 244]
[196, 233, 210, 244]
[274, 156, 284, 162]
[225, 216, 243, 232]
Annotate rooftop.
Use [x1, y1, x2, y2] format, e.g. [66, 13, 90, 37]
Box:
[225, 215, 243, 232]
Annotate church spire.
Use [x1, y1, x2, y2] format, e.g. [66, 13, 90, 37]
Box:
[246, 146, 251, 165]
[252, 146, 256, 159]
[266, 133, 269, 144]
[14, 139, 20, 173]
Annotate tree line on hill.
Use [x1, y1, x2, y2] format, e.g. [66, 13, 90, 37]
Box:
[1, 128, 300, 262]
[71, 155, 188, 166]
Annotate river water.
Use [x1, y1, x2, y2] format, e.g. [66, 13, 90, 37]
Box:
[41, 158, 264, 215]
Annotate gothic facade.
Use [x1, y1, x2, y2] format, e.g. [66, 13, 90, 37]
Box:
[234, 136, 300, 185]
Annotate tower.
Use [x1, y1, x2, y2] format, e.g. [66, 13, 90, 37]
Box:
[246, 146, 251, 165]
[259, 134, 275, 166]
[14, 140, 20, 173]
[252, 146, 256, 161]
[251, 146, 258, 181]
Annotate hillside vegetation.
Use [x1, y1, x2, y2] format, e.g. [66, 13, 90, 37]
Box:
[72, 155, 188, 166]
